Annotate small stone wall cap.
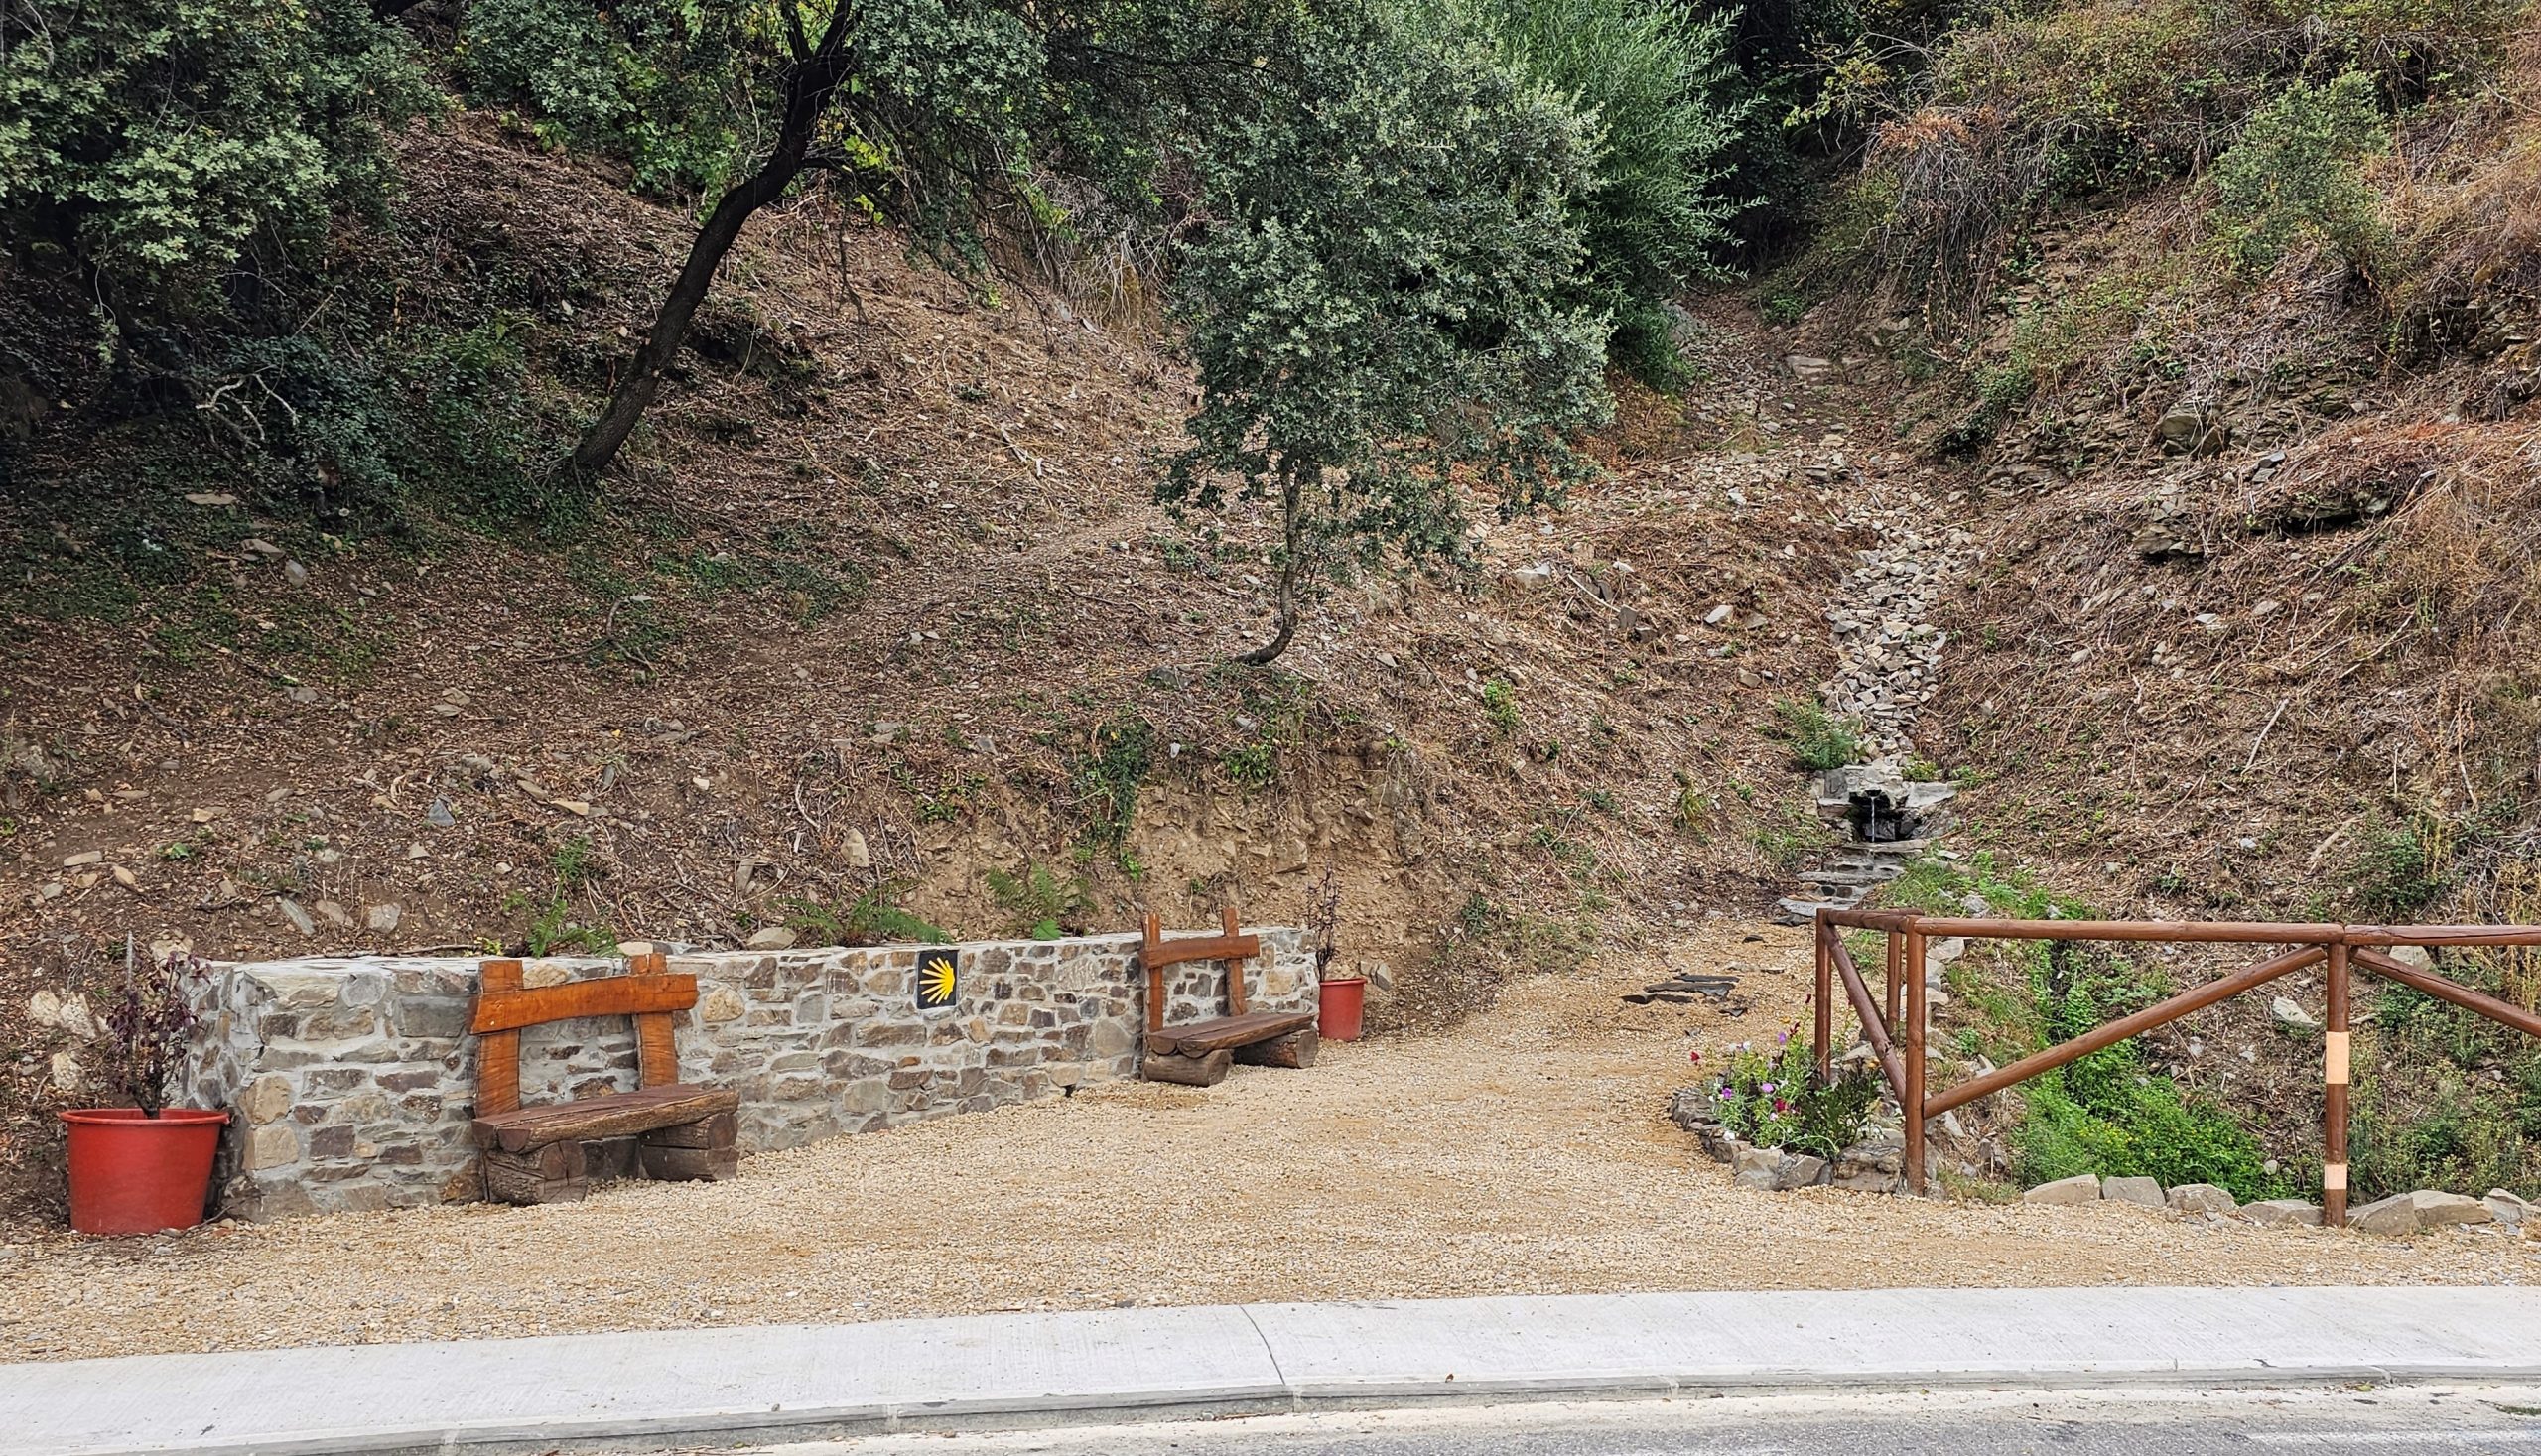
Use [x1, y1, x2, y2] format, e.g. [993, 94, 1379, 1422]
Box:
[744, 927, 798, 951]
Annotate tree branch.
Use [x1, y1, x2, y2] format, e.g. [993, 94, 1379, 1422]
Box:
[780, 0, 810, 61]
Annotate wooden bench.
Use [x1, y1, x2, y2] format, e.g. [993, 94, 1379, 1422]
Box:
[469, 950, 740, 1204]
[1140, 908, 1318, 1086]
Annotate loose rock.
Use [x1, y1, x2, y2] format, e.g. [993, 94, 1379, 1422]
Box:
[2025, 1173, 2100, 1206]
[2166, 1183, 2239, 1216]
[2100, 1175, 2166, 1209]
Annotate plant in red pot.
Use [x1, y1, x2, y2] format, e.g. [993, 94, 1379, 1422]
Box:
[60, 941, 226, 1235]
[1307, 867, 1365, 1042]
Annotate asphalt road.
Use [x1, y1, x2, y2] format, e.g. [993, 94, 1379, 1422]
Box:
[708, 1387, 2541, 1456]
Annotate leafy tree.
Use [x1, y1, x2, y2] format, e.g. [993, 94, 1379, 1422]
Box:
[528, 0, 1056, 483]
[0, 0, 424, 318]
[1477, 0, 1749, 386]
[458, 0, 756, 198]
[1161, 5, 1613, 664]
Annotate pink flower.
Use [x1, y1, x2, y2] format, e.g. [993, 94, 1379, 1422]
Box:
[1773, 1098, 1790, 1114]
[1688, 1048, 1703, 1065]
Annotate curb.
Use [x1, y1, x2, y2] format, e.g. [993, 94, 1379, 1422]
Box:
[8, 1286, 2541, 1456]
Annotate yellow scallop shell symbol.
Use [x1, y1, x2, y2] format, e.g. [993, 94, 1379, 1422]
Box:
[916, 951, 958, 1008]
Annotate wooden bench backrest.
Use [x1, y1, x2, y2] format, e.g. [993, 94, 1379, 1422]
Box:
[470, 950, 696, 1116]
[1140, 907, 1260, 1031]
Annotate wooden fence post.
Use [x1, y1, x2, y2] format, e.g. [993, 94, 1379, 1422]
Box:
[1885, 929, 1902, 1039]
[2325, 938, 2350, 1228]
[1814, 920, 1834, 1083]
[1905, 922, 1928, 1195]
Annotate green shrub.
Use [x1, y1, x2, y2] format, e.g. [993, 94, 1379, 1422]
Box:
[1161, 3, 1612, 660]
[2346, 816, 2453, 919]
[2348, 979, 2541, 1201]
[506, 834, 615, 954]
[1474, 0, 1748, 384]
[0, 0, 425, 308]
[459, 0, 752, 197]
[2208, 72, 2391, 277]
[1887, 852, 2285, 1199]
[2013, 1071, 2286, 1200]
[782, 885, 953, 947]
[1770, 696, 1864, 772]
[1069, 715, 1154, 860]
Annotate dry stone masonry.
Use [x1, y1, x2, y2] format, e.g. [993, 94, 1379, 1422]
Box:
[184, 928, 1314, 1221]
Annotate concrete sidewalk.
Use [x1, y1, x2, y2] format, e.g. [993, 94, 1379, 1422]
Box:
[7, 1285, 2540, 1456]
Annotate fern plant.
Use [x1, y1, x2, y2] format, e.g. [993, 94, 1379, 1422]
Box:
[985, 861, 1092, 941]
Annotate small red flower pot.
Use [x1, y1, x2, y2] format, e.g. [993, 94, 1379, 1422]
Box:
[61, 1108, 228, 1236]
[1317, 977, 1367, 1042]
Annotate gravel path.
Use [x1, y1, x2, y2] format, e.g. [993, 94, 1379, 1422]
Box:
[4, 923, 2531, 1363]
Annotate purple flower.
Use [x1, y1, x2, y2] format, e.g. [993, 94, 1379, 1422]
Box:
[1718, 1087, 1734, 1101]
[1759, 1082, 1775, 1095]
[1778, 1027, 1792, 1045]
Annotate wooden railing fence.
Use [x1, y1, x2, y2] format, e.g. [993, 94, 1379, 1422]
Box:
[1812, 909, 2541, 1226]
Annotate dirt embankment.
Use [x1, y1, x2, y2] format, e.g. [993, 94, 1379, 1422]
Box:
[1, 118, 1883, 1231]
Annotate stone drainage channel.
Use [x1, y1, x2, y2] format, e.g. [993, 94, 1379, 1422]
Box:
[1669, 490, 1974, 1197]
[1773, 497, 1972, 929]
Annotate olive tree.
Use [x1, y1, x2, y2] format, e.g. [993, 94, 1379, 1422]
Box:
[1161, 7, 1613, 664]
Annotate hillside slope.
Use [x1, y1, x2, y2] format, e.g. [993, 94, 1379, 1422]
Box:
[2, 116, 1882, 1227]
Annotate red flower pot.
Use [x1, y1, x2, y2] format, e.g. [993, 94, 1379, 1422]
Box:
[1317, 977, 1367, 1042]
[61, 1108, 228, 1236]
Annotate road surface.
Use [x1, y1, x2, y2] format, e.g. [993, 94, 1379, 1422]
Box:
[708, 1387, 2541, 1456]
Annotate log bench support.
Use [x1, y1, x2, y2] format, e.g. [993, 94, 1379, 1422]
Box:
[470, 952, 741, 1205]
[1137, 910, 1318, 1086]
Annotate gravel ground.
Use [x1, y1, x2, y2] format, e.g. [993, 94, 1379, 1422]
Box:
[4, 924, 2532, 1362]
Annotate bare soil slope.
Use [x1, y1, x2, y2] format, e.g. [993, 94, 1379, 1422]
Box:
[1, 118, 1876, 1228]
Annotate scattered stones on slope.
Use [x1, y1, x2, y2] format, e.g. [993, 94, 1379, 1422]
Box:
[1765, 474, 1975, 925]
[1823, 503, 1973, 760]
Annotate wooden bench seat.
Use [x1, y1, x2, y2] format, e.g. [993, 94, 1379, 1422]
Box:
[1145, 1010, 1316, 1058]
[471, 1082, 739, 1153]
[1139, 910, 1319, 1086]
[469, 951, 740, 1204]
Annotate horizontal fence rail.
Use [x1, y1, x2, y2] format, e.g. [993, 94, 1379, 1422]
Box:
[1810, 911, 2541, 1226]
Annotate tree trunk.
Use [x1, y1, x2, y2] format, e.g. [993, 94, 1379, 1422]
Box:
[1239, 463, 1305, 665]
[559, 32, 849, 486]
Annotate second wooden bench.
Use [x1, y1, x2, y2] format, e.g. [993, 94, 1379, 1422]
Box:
[1139, 909, 1318, 1086]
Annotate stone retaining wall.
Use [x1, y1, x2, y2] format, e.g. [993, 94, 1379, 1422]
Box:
[184, 928, 1314, 1221]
